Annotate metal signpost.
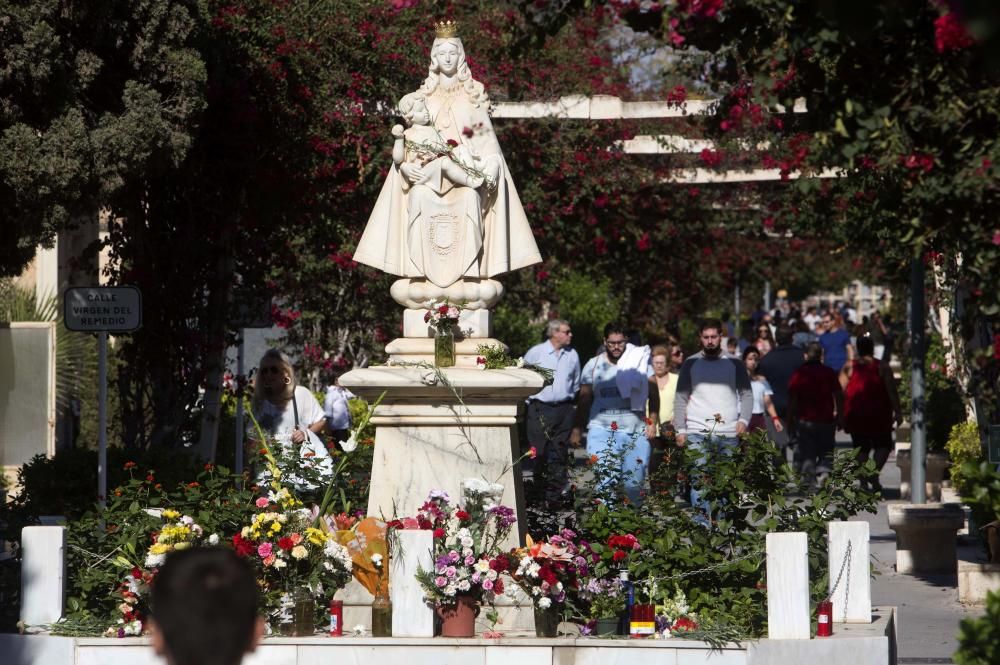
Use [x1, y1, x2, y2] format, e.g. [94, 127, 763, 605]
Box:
[64, 286, 142, 509]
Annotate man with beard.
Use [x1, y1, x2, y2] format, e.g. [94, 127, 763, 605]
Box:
[571, 322, 658, 504]
[674, 319, 754, 520]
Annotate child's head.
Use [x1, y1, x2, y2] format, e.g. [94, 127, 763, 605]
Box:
[726, 337, 738, 355]
[398, 92, 430, 126]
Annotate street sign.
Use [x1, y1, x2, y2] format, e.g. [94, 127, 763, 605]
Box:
[64, 286, 142, 332]
[989, 424, 1000, 464]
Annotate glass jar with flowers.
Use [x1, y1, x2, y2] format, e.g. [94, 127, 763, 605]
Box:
[231, 487, 354, 635]
[410, 482, 517, 637]
[501, 529, 593, 638]
[424, 300, 461, 367]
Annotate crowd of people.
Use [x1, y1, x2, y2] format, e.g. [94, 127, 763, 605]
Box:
[520, 301, 902, 515]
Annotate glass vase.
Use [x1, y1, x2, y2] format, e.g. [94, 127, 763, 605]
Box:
[534, 605, 560, 638]
[278, 587, 315, 637]
[371, 590, 392, 637]
[434, 328, 455, 367]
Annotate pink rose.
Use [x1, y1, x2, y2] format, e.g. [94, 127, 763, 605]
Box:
[255, 497, 269, 508]
[258, 542, 273, 559]
[482, 579, 494, 591]
[435, 576, 448, 587]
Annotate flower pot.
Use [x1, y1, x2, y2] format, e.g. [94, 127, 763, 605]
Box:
[372, 590, 392, 637]
[277, 588, 315, 637]
[534, 606, 560, 638]
[595, 616, 620, 637]
[434, 328, 455, 367]
[436, 595, 478, 637]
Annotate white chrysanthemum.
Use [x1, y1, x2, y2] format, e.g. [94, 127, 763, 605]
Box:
[145, 552, 166, 568]
[208, 533, 220, 546]
[528, 562, 541, 577]
[537, 596, 552, 609]
[474, 559, 490, 573]
[272, 558, 287, 569]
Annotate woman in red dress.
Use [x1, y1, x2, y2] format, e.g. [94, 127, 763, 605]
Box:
[839, 336, 902, 493]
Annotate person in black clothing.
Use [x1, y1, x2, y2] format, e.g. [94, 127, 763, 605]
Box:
[758, 324, 805, 457]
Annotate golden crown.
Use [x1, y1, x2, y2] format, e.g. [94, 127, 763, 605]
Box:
[435, 20, 459, 39]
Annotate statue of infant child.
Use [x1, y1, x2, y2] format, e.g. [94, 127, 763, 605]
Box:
[391, 91, 485, 193]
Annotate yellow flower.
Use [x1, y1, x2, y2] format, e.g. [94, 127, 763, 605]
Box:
[162, 509, 180, 520]
[305, 528, 327, 546]
[270, 522, 281, 534]
[291, 545, 308, 560]
[149, 543, 170, 555]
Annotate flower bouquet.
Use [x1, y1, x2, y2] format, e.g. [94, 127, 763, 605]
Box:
[406, 483, 517, 636]
[106, 509, 216, 637]
[232, 487, 353, 634]
[503, 529, 593, 636]
[424, 300, 461, 367]
[652, 585, 699, 638]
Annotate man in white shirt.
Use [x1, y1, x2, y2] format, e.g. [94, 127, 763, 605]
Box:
[324, 378, 355, 445]
[522, 319, 581, 502]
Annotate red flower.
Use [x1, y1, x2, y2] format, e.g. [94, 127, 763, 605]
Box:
[610, 421, 618, 431]
[446, 139, 459, 148]
[433, 528, 445, 538]
[203, 463, 214, 472]
[187, 482, 200, 488]
[612, 550, 627, 562]
[528, 446, 538, 459]
[992, 231, 1000, 246]
[935, 13, 973, 53]
[277, 537, 295, 552]
[699, 148, 724, 168]
[123, 461, 137, 470]
[636, 232, 652, 252]
[232, 534, 255, 558]
[477, 356, 487, 365]
[455, 510, 471, 521]
[462, 126, 474, 138]
[493, 578, 504, 595]
[672, 616, 698, 632]
[667, 85, 687, 105]
[437, 304, 449, 315]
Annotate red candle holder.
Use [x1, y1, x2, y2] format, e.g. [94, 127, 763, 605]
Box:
[816, 599, 833, 637]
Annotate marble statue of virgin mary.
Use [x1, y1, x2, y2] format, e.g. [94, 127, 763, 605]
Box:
[353, 22, 541, 291]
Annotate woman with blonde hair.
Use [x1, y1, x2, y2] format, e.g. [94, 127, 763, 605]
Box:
[249, 349, 331, 490]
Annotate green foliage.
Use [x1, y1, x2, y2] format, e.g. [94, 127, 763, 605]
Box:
[954, 589, 1000, 665]
[898, 334, 967, 450]
[577, 431, 878, 637]
[947, 421, 984, 495]
[958, 461, 1000, 528]
[554, 272, 621, 361]
[493, 302, 544, 358]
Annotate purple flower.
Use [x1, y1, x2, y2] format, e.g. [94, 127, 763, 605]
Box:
[448, 550, 460, 563]
[445, 566, 457, 578]
[465, 555, 476, 565]
[561, 528, 577, 541]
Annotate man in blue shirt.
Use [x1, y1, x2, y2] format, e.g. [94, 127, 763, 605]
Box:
[522, 319, 581, 502]
[818, 312, 854, 372]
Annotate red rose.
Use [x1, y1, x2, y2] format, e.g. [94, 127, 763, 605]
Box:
[446, 139, 459, 147]
[278, 537, 295, 552]
[455, 510, 470, 521]
[612, 550, 627, 562]
[610, 421, 618, 431]
[433, 528, 445, 538]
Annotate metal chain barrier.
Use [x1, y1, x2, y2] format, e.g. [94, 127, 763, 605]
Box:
[825, 539, 852, 622]
[646, 548, 763, 585]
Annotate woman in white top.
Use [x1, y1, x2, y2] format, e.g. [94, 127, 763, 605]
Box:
[248, 349, 332, 491]
[742, 346, 784, 435]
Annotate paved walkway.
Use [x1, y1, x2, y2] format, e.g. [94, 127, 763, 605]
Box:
[853, 445, 985, 664]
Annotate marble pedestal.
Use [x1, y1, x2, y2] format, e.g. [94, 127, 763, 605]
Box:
[887, 503, 965, 574]
[895, 447, 949, 502]
[339, 366, 543, 552]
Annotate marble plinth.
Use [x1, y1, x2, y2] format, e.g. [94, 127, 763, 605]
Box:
[0, 609, 897, 665]
[887, 503, 965, 574]
[895, 448, 949, 502]
[402, 310, 493, 339]
[385, 337, 507, 367]
[339, 367, 543, 552]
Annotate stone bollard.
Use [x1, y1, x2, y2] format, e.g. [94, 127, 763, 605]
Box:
[887, 504, 965, 574]
[827, 521, 871, 623]
[390, 529, 434, 637]
[895, 447, 949, 502]
[766, 532, 810, 639]
[20, 526, 66, 626]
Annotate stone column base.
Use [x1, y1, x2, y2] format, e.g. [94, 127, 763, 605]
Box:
[887, 503, 965, 574]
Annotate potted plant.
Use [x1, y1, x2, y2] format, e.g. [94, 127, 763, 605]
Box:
[581, 577, 625, 636]
[409, 483, 517, 637]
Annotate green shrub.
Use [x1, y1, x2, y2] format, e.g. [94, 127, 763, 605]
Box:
[959, 461, 1000, 530]
[898, 334, 966, 451]
[954, 589, 1000, 665]
[947, 421, 983, 495]
[576, 431, 879, 637]
[492, 303, 545, 358]
[554, 272, 621, 361]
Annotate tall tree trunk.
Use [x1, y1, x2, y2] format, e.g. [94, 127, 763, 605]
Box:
[195, 230, 235, 462]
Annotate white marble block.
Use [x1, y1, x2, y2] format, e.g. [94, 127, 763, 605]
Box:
[827, 522, 871, 623]
[21, 525, 66, 626]
[766, 532, 810, 639]
[391, 529, 434, 637]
